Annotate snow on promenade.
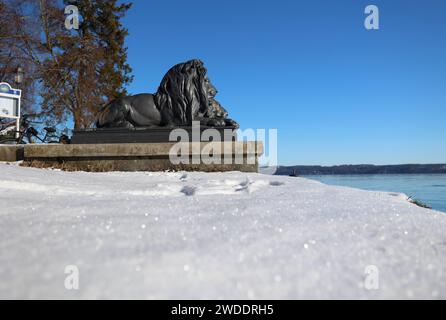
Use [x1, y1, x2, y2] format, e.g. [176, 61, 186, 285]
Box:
[0, 162, 445, 299]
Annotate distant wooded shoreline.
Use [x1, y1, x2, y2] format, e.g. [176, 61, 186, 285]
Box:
[274, 164, 446, 176]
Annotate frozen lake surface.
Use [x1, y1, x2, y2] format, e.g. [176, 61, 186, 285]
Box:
[306, 174, 446, 213]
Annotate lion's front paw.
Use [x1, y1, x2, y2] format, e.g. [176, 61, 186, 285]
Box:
[224, 119, 239, 128]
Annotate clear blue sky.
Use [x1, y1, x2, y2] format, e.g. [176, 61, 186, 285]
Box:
[122, 0, 446, 166]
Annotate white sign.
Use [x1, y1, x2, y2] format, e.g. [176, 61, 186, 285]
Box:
[0, 82, 22, 138]
[0, 96, 17, 117]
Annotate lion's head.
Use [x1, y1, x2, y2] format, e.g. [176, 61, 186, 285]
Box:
[154, 59, 208, 125]
[154, 59, 232, 126]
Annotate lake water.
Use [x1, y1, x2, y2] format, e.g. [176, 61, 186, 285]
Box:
[305, 174, 446, 213]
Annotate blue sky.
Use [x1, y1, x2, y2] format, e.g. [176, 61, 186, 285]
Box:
[122, 0, 446, 166]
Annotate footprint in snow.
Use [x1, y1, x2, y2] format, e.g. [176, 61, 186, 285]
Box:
[270, 181, 285, 187]
[181, 186, 196, 196]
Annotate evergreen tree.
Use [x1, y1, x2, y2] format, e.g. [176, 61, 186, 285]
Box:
[0, 0, 133, 129]
[38, 0, 133, 129]
[77, 0, 133, 99]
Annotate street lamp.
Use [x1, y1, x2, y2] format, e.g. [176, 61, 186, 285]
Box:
[14, 67, 24, 85]
[13, 67, 24, 139]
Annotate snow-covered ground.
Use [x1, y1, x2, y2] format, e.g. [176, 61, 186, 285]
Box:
[0, 162, 445, 299]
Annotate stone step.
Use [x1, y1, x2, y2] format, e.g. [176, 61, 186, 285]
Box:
[22, 141, 263, 173]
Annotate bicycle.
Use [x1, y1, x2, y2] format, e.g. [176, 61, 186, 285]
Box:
[0, 115, 70, 144]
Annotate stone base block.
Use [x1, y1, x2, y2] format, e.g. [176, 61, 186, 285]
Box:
[22, 142, 263, 173]
[0, 145, 24, 162]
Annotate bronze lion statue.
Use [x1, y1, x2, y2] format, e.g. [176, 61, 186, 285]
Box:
[96, 59, 238, 129]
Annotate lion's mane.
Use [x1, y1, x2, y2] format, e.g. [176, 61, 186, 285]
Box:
[155, 59, 209, 125]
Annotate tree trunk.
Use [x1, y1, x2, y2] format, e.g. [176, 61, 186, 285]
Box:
[73, 108, 82, 130]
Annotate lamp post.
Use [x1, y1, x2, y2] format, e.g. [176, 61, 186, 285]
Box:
[14, 67, 24, 138]
[14, 67, 24, 86]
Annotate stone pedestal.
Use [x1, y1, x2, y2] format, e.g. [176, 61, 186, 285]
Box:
[0, 145, 24, 162]
[71, 126, 238, 144]
[22, 141, 263, 172]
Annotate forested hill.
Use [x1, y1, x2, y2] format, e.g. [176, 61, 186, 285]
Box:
[275, 164, 446, 176]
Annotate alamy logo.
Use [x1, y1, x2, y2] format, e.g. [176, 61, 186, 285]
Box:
[64, 265, 79, 290]
[364, 5, 380, 30]
[168, 122, 278, 167]
[65, 5, 79, 30]
[364, 265, 379, 290]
